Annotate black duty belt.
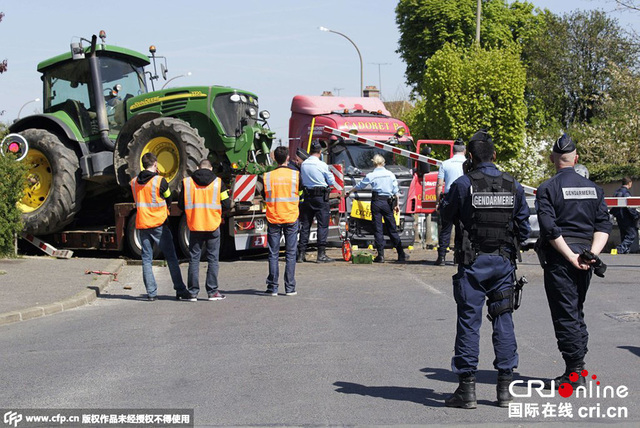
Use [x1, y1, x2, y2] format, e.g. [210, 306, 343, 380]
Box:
[564, 236, 591, 245]
[371, 192, 393, 202]
[304, 187, 328, 196]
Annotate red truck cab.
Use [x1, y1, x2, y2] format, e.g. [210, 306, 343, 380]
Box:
[289, 95, 416, 248]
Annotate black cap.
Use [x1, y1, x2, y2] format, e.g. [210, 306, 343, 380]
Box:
[553, 133, 576, 154]
[469, 129, 492, 144]
[454, 138, 465, 146]
[309, 140, 322, 154]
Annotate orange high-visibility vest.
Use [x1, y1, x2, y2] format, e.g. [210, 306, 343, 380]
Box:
[183, 176, 222, 232]
[130, 175, 168, 229]
[264, 167, 299, 224]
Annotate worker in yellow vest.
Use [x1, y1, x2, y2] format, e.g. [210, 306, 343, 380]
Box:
[130, 152, 191, 301]
[178, 159, 230, 301]
[259, 146, 300, 296]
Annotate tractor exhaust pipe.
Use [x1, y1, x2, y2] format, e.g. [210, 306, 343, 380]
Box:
[87, 35, 115, 151]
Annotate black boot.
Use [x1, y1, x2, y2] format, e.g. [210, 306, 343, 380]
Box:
[316, 247, 334, 263]
[445, 375, 477, 409]
[373, 250, 385, 263]
[396, 247, 409, 263]
[497, 371, 513, 407]
[297, 251, 306, 263]
[434, 253, 446, 266]
[544, 362, 586, 390]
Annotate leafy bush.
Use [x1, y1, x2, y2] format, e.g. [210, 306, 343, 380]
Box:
[0, 151, 26, 257]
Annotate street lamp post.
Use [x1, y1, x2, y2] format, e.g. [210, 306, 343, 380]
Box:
[17, 98, 40, 120]
[161, 72, 192, 90]
[319, 26, 363, 97]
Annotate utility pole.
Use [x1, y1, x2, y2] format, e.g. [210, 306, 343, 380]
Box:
[476, 0, 482, 44]
[369, 62, 391, 97]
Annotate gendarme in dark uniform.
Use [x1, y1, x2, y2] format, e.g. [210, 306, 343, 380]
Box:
[297, 141, 336, 263]
[440, 130, 530, 408]
[535, 134, 611, 389]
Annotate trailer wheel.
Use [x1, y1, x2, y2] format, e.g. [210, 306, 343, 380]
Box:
[125, 213, 161, 259]
[124, 117, 208, 192]
[18, 129, 85, 235]
[177, 215, 190, 258]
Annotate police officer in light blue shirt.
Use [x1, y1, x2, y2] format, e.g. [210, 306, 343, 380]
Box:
[435, 139, 467, 265]
[346, 154, 408, 263]
[297, 141, 336, 263]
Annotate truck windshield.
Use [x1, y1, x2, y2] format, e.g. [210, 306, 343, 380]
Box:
[332, 143, 412, 170]
[213, 92, 258, 137]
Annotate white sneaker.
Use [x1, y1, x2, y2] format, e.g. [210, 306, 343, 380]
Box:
[258, 290, 277, 296]
[285, 291, 297, 296]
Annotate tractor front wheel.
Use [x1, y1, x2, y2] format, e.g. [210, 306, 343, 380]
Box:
[18, 129, 85, 235]
[124, 118, 208, 192]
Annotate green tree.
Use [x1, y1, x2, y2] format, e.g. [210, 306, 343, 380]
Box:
[417, 43, 527, 162]
[0, 148, 27, 257]
[395, 0, 544, 91]
[571, 65, 640, 182]
[525, 10, 638, 130]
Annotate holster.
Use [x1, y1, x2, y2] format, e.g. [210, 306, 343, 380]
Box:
[533, 238, 548, 268]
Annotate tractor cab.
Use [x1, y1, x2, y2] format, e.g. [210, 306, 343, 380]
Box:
[38, 38, 149, 137]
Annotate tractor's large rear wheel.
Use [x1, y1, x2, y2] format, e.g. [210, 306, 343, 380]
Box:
[124, 118, 208, 192]
[18, 129, 85, 235]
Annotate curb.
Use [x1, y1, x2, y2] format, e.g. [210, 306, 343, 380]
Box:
[0, 259, 126, 327]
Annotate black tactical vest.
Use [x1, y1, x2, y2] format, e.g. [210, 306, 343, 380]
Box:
[457, 169, 518, 264]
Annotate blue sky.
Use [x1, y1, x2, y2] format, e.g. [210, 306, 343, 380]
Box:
[1, 0, 638, 142]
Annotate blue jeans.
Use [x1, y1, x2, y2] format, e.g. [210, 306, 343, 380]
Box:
[452, 255, 518, 376]
[188, 229, 220, 296]
[139, 224, 186, 297]
[267, 220, 298, 294]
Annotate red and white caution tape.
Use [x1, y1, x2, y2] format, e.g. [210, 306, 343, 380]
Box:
[21, 233, 73, 259]
[232, 174, 258, 202]
[323, 126, 443, 167]
[605, 197, 640, 208]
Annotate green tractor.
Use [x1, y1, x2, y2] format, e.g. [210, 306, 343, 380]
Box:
[7, 31, 274, 240]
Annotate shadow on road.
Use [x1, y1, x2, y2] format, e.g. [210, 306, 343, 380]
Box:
[333, 381, 447, 407]
[618, 345, 640, 358]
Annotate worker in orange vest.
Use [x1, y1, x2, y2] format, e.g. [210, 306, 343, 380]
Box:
[131, 152, 191, 301]
[259, 146, 300, 296]
[178, 159, 231, 301]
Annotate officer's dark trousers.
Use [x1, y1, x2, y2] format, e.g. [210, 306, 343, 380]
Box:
[298, 195, 330, 252]
[371, 198, 402, 253]
[452, 255, 518, 376]
[617, 218, 638, 254]
[543, 246, 592, 365]
[437, 214, 453, 257]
